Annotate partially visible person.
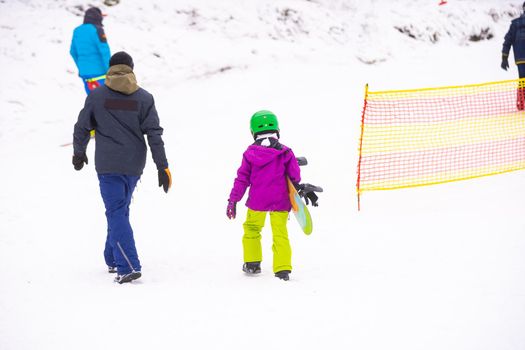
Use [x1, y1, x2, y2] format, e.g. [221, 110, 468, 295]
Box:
[70, 7, 111, 95]
[501, 1, 525, 109]
[72, 51, 172, 284]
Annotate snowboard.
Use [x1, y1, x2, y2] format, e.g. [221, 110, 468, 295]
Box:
[287, 177, 313, 235]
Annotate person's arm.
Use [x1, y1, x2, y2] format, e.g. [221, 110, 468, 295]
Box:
[95, 26, 111, 72]
[286, 149, 301, 184]
[73, 95, 95, 157]
[502, 22, 516, 58]
[229, 154, 251, 203]
[140, 95, 172, 192]
[69, 32, 80, 70]
[140, 95, 168, 171]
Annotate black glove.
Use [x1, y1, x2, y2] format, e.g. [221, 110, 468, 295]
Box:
[158, 168, 172, 193]
[72, 153, 88, 171]
[295, 183, 322, 207]
[303, 191, 319, 207]
[501, 55, 509, 71]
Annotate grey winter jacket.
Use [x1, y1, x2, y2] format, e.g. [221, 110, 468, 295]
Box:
[73, 65, 168, 175]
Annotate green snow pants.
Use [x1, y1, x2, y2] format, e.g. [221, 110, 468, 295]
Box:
[242, 209, 292, 273]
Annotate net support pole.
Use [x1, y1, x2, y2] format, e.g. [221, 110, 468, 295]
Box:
[356, 83, 369, 211]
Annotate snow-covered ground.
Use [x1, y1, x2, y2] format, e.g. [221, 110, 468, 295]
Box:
[1, 1, 525, 349]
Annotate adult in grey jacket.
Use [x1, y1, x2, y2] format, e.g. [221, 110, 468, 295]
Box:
[72, 51, 172, 284]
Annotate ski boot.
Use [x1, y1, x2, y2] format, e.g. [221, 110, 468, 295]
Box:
[242, 262, 261, 274]
[275, 270, 291, 281]
[114, 271, 142, 284]
[108, 266, 117, 274]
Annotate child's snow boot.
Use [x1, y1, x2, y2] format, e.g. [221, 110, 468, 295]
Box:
[275, 270, 291, 281]
[242, 262, 261, 274]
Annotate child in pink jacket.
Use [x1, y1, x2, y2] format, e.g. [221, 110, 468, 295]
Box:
[227, 110, 301, 281]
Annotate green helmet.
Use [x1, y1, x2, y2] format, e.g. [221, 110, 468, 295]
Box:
[250, 110, 279, 137]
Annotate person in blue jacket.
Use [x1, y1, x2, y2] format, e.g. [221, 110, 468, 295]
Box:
[70, 7, 111, 95]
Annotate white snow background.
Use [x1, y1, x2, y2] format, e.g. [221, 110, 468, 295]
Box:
[1, 0, 525, 349]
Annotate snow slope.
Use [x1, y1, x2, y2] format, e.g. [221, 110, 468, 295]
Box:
[1, 1, 525, 349]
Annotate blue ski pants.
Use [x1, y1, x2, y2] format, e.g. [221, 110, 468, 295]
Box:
[98, 174, 141, 275]
[518, 64, 525, 79]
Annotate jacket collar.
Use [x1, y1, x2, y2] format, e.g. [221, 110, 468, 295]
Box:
[105, 64, 139, 95]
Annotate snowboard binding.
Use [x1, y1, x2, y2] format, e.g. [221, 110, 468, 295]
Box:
[294, 157, 323, 207]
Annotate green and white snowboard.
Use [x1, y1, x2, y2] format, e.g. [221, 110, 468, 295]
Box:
[287, 177, 313, 235]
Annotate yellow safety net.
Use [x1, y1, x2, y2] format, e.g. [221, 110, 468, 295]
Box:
[356, 79, 525, 207]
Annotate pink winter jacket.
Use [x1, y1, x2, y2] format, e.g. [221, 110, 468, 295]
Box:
[229, 140, 301, 212]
